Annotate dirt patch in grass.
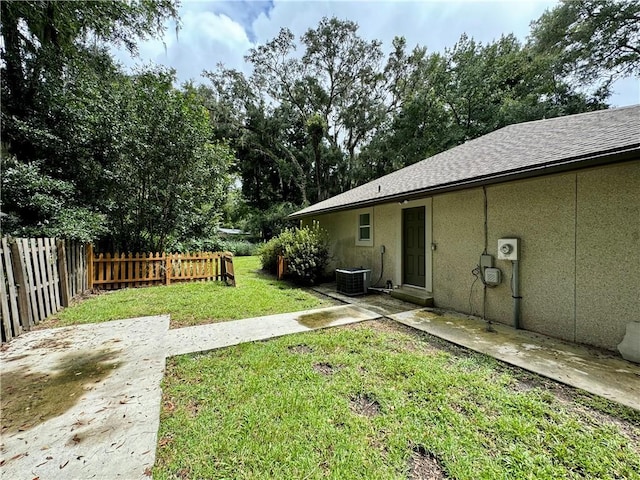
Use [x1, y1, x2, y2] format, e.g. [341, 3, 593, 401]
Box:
[288, 344, 314, 354]
[408, 445, 447, 480]
[186, 400, 202, 417]
[350, 393, 381, 417]
[313, 362, 339, 375]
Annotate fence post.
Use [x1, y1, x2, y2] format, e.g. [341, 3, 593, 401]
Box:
[9, 240, 32, 331]
[0, 256, 13, 341]
[2, 238, 21, 337]
[277, 255, 287, 280]
[86, 243, 94, 290]
[223, 253, 236, 287]
[57, 240, 71, 307]
[165, 254, 171, 285]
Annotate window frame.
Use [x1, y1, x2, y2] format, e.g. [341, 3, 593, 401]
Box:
[355, 210, 373, 246]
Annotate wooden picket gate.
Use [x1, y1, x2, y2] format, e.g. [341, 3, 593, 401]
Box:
[89, 249, 236, 290]
[0, 238, 88, 342]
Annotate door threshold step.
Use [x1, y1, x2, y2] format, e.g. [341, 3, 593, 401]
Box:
[390, 287, 434, 307]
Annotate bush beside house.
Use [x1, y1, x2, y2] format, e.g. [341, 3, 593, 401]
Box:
[258, 224, 329, 284]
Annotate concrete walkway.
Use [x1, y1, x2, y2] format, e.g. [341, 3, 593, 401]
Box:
[0, 305, 380, 479]
[166, 304, 381, 356]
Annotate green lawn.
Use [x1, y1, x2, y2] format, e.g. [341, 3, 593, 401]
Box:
[41, 256, 336, 328]
[38, 255, 640, 478]
[155, 321, 640, 480]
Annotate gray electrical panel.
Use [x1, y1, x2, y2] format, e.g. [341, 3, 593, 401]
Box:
[484, 267, 502, 286]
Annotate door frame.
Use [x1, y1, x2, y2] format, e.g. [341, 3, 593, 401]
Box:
[398, 198, 433, 292]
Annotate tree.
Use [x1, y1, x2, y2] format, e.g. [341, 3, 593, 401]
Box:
[0, 47, 123, 241]
[359, 33, 607, 179]
[0, 1, 235, 252]
[198, 74, 310, 214]
[245, 17, 390, 200]
[529, 0, 640, 90]
[1, 0, 179, 138]
[0, 0, 182, 245]
[102, 72, 233, 252]
[1, 157, 107, 242]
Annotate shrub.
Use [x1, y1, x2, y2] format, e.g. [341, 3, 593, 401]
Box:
[257, 231, 289, 273]
[220, 239, 257, 256]
[166, 237, 256, 256]
[284, 225, 329, 285]
[168, 237, 224, 253]
[258, 225, 329, 284]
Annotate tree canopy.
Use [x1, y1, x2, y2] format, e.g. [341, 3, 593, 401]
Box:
[529, 0, 640, 92]
[2, 3, 637, 248]
[1, 1, 233, 251]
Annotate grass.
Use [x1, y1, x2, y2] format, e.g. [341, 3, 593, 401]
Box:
[33, 254, 640, 477]
[40, 256, 336, 328]
[155, 321, 640, 480]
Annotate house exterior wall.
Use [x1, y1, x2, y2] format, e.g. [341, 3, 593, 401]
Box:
[575, 162, 640, 349]
[432, 189, 484, 314]
[303, 199, 432, 290]
[304, 160, 639, 351]
[484, 173, 577, 342]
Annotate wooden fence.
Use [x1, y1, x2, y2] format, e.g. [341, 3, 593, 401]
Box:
[90, 250, 235, 290]
[0, 238, 88, 342]
[1, 238, 236, 343]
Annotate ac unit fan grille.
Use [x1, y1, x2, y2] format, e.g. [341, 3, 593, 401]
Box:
[336, 268, 370, 296]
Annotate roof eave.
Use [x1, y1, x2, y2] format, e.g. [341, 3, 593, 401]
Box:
[289, 145, 640, 220]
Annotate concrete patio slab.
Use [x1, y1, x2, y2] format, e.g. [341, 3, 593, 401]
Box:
[389, 309, 640, 411]
[165, 304, 381, 357]
[0, 315, 169, 480]
[312, 283, 419, 316]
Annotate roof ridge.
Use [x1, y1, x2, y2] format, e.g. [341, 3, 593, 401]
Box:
[499, 104, 640, 131]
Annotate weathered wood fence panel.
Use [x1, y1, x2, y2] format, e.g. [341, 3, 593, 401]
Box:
[92, 252, 165, 289]
[65, 240, 88, 300]
[90, 251, 235, 290]
[0, 237, 89, 343]
[223, 254, 236, 286]
[0, 238, 21, 341]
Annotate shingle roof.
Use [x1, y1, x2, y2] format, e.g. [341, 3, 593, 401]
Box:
[291, 105, 640, 218]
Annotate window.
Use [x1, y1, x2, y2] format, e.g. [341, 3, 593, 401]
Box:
[356, 211, 373, 246]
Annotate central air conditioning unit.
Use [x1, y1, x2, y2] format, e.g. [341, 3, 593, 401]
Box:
[336, 268, 371, 296]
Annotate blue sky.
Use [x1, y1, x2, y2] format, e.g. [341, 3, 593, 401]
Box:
[114, 0, 639, 106]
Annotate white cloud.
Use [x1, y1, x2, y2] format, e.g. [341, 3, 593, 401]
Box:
[251, 1, 554, 51]
[112, 5, 252, 83]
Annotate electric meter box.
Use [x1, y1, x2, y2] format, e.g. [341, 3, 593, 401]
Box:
[497, 238, 519, 261]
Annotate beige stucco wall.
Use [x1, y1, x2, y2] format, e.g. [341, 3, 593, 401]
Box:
[485, 173, 577, 341]
[306, 160, 639, 351]
[303, 209, 374, 274]
[575, 162, 640, 349]
[307, 199, 432, 289]
[432, 189, 484, 314]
